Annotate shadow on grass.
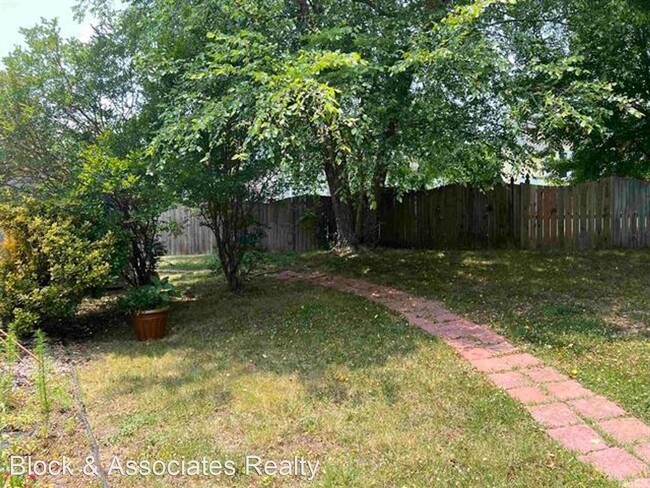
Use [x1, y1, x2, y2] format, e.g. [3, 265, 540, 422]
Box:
[61, 248, 648, 420]
[290, 248, 650, 344]
[283, 248, 650, 421]
[70, 274, 426, 407]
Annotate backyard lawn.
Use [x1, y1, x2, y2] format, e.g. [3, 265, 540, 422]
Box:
[161, 249, 650, 426]
[19, 264, 618, 487]
[278, 249, 650, 425]
[4, 249, 647, 486]
[2, 0, 649, 485]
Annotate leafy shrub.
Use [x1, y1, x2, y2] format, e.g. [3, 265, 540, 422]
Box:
[0, 201, 116, 335]
[120, 276, 178, 312]
[208, 227, 266, 284]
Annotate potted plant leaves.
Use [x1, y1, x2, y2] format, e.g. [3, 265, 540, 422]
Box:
[121, 276, 178, 341]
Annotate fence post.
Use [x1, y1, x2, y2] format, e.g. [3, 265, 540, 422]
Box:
[509, 177, 514, 245]
[519, 177, 531, 249]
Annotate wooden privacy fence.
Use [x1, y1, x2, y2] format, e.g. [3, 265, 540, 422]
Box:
[158, 196, 333, 255]
[521, 177, 650, 249]
[379, 176, 650, 250]
[158, 176, 650, 254]
[379, 184, 519, 249]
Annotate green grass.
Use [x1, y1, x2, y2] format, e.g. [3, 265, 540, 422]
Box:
[274, 248, 650, 424]
[158, 254, 216, 272]
[65, 270, 616, 487]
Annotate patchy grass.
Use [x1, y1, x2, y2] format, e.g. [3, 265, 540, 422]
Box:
[158, 254, 216, 272]
[61, 270, 616, 487]
[1, 347, 89, 487]
[276, 248, 650, 424]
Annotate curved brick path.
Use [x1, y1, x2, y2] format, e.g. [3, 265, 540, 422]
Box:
[277, 271, 650, 486]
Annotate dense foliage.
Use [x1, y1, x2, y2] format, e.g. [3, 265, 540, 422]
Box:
[490, 0, 650, 182]
[0, 200, 115, 334]
[0, 0, 647, 301]
[0, 19, 171, 288]
[153, 26, 285, 289]
[120, 276, 178, 312]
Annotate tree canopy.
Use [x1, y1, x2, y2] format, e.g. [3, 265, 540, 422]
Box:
[470, 0, 649, 182]
[0, 0, 648, 292]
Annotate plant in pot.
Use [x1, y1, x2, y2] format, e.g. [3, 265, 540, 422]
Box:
[121, 276, 178, 341]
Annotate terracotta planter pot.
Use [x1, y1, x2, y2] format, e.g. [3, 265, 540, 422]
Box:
[132, 307, 169, 341]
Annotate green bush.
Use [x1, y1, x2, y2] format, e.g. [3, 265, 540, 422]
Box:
[0, 201, 116, 335]
[120, 276, 178, 312]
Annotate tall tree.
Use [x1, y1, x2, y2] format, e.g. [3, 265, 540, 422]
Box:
[487, 0, 649, 181]
[88, 0, 523, 250]
[154, 27, 287, 290]
[259, 0, 521, 246]
[82, 0, 647, 258]
[0, 19, 171, 286]
[79, 0, 301, 288]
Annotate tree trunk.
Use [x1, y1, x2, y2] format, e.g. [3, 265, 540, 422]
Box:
[323, 158, 359, 248]
[216, 233, 242, 291]
[204, 198, 249, 292]
[366, 165, 388, 244]
[354, 190, 365, 241]
[116, 199, 159, 288]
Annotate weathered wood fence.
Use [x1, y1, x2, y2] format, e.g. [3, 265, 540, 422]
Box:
[379, 184, 518, 249]
[379, 176, 650, 250]
[522, 177, 650, 249]
[158, 176, 650, 254]
[158, 196, 333, 255]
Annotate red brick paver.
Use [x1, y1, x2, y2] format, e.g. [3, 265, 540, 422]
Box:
[508, 386, 552, 405]
[599, 418, 650, 445]
[434, 320, 478, 339]
[465, 329, 506, 345]
[277, 271, 650, 482]
[528, 403, 583, 428]
[488, 371, 529, 390]
[580, 448, 647, 480]
[458, 346, 496, 361]
[545, 380, 595, 401]
[547, 425, 607, 454]
[446, 337, 481, 350]
[522, 366, 569, 384]
[568, 396, 626, 421]
[482, 341, 520, 355]
[470, 353, 541, 372]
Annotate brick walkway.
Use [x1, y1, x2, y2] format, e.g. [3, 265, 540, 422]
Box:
[277, 271, 650, 486]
